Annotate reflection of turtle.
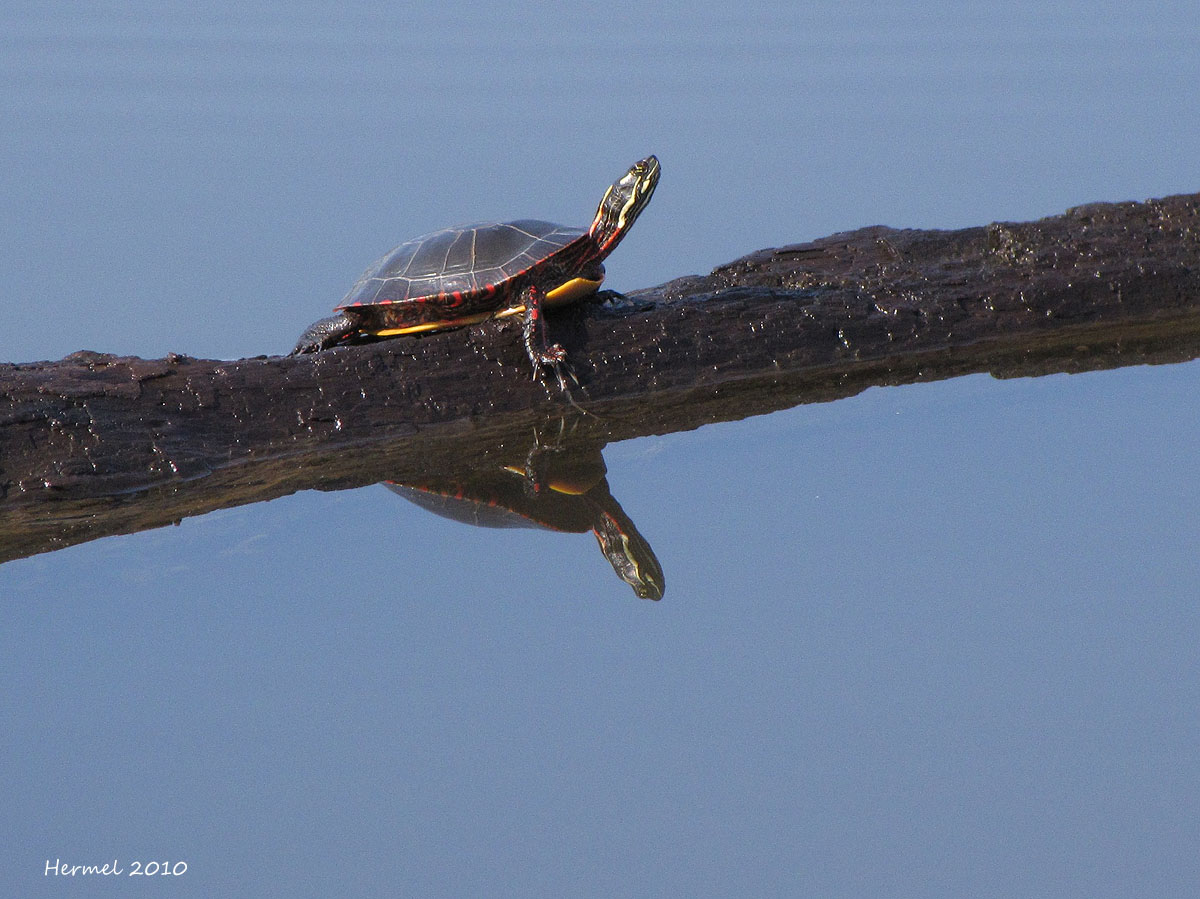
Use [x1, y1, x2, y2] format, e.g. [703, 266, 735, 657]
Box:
[385, 441, 664, 600]
[292, 156, 661, 387]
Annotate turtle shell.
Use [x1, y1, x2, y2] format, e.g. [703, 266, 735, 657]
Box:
[337, 219, 589, 312]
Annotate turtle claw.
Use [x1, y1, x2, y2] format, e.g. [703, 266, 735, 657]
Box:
[531, 345, 577, 392]
[528, 342, 573, 391]
[557, 360, 581, 391]
[550, 363, 575, 395]
[537, 356, 593, 416]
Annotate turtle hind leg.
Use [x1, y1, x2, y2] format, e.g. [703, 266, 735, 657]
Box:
[291, 312, 359, 354]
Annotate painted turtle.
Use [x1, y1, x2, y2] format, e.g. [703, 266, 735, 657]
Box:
[292, 155, 661, 386]
[384, 437, 664, 600]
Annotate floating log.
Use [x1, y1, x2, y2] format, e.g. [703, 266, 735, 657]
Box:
[2, 191, 1199, 564]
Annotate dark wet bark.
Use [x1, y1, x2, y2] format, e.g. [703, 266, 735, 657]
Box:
[3, 191, 1199, 563]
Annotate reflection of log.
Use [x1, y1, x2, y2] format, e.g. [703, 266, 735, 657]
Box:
[3, 192, 1200, 563]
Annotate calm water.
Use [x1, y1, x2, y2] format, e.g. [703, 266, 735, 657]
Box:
[3, 2, 1199, 896]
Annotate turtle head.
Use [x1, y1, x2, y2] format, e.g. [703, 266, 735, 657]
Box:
[587, 483, 666, 600]
[589, 155, 660, 257]
[593, 506, 666, 601]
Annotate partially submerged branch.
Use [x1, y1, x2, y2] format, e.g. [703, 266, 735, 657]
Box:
[2, 191, 1199, 563]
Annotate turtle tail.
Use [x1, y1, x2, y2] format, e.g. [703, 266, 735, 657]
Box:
[291, 312, 359, 354]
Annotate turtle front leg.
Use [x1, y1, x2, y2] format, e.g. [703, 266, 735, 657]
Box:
[291, 312, 360, 354]
[519, 284, 576, 392]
